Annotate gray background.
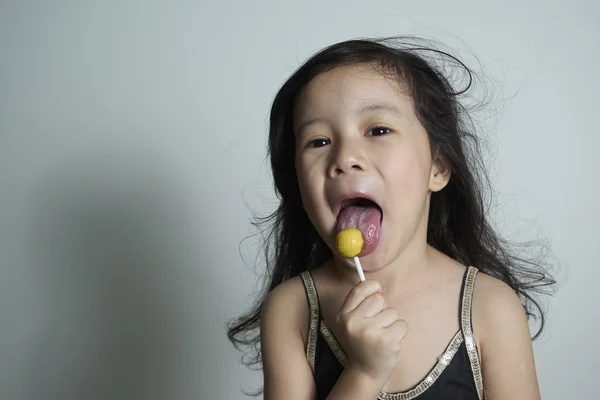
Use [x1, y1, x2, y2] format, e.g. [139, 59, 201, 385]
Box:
[1, 0, 597, 399]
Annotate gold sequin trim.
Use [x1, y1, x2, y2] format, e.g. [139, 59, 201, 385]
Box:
[377, 331, 464, 400]
[299, 271, 319, 374]
[461, 266, 484, 399]
[320, 321, 348, 366]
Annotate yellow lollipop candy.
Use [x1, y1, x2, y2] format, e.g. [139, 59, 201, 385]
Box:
[336, 228, 364, 258]
[336, 228, 366, 281]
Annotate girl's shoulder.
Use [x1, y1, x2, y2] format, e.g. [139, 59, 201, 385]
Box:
[472, 270, 525, 324]
[260, 273, 311, 341]
[471, 269, 532, 349]
[470, 269, 540, 394]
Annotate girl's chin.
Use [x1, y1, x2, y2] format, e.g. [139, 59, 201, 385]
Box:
[333, 250, 387, 275]
[359, 257, 387, 274]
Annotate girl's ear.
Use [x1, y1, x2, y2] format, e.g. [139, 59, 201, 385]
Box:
[429, 153, 451, 192]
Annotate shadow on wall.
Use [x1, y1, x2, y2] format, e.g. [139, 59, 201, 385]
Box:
[16, 151, 215, 400]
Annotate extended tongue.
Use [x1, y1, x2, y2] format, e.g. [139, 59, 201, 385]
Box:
[336, 204, 381, 257]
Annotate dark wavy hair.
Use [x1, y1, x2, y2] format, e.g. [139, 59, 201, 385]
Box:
[227, 36, 556, 375]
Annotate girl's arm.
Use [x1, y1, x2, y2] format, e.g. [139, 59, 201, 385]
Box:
[260, 279, 317, 400]
[473, 275, 542, 400]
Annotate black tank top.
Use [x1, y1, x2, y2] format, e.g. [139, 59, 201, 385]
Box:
[299, 266, 484, 400]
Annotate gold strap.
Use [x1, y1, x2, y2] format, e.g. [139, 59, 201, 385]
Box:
[461, 266, 484, 399]
[299, 271, 319, 374]
[320, 321, 348, 366]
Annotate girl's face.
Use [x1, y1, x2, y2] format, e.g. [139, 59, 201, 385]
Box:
[293, 64, 449, 273]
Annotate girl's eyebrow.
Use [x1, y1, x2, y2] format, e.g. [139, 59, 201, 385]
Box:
[357, 102, 403, 116]
[296, 116, 328, 135]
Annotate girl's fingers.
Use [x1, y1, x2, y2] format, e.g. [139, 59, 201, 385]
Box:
[370, 307, 399, 328]
[338, 280, 383, 314]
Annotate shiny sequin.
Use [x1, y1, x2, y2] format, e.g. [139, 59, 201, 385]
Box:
[461, 267, 484, 399]
[320, 322, 348, 365]
[440, 352, 453, 365]
[465, 335, 476, 351]
[300, 271, 319, 374]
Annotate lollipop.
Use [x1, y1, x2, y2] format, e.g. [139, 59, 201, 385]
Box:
[336, 228, 366, 281]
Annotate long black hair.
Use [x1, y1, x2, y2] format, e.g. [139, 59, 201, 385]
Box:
[228, 36, 556, 373]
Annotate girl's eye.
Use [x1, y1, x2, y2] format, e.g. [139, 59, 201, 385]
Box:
[367, 126, 392, 136]
[308, 138, 331, 148]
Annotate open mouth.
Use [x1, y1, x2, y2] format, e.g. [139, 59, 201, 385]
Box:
[335, 195, 383, 257]
[336, 196, 383, 222]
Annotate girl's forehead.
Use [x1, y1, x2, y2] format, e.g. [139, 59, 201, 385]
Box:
[294, 64, 413, 122]
[303, 65, 398, 100]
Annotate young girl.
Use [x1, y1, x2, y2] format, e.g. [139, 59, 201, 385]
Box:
[228, 36, 554, 399]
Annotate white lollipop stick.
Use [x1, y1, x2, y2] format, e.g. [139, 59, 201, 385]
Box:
[353, 256, 365, 281]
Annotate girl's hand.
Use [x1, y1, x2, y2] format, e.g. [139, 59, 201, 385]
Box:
[335, 280, 409, 385]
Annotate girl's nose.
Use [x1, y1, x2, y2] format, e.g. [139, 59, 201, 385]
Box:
[328, 140, 367, 178]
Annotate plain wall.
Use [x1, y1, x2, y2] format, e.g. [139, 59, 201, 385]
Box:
[0, 0, 597, 399]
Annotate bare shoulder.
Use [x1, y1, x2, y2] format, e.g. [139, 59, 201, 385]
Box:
[471, 270, 541, 398]
[260, 274, 316, 399]
[471, 271, 528, 334]
[261, 275, 310, 344]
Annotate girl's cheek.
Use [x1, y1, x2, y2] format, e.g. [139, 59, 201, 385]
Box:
[297, 167, 314, 192]
[389, 158, 430, 203]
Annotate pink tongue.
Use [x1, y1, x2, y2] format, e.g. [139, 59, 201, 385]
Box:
[336, 204, 382, 257]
